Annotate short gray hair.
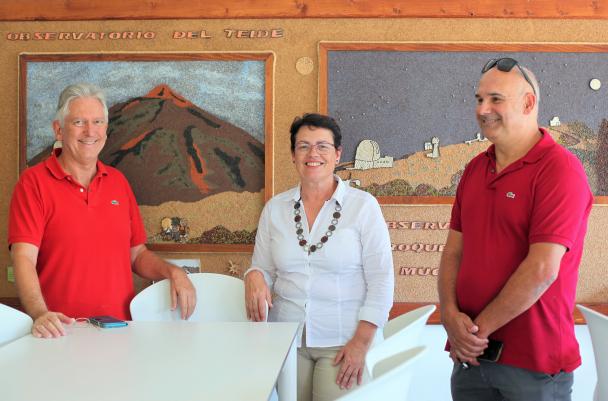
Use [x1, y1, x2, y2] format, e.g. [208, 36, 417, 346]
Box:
[519, 66, 540, 105]
[54, 83, 108, 127]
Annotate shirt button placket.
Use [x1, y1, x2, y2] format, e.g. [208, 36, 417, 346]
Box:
[79, 187, 89, 204]
[305, 261, 310, 311]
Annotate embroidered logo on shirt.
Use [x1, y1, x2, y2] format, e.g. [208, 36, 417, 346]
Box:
[506, 192, 516, 199]
[111, 200, 120, 206]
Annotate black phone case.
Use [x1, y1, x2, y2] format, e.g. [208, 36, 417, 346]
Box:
[89, 316, 128, 328]
[478, 339, 503, 362]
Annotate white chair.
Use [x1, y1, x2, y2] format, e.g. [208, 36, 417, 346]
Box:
[365, 304, 435, 376]
[130, 273, 276, 400]
[130, 273, 252, 322]
[0, 303, 33, 347]
[338, 346, 427, 401]
[577, 304, 608, 401]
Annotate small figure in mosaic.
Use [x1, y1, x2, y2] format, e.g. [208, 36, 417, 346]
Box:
[424, 136, 441, 158]
[160, 217, 189, 243]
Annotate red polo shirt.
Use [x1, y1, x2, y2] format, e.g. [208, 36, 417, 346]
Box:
[451, 128, 592, 374]
[8, 151, 147, 320]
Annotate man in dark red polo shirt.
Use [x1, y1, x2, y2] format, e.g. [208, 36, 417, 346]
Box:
[438, 59, 592, 401]
[8, 83, 196, 338]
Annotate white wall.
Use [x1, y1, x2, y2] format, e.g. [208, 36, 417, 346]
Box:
[409, 325, 597, 401]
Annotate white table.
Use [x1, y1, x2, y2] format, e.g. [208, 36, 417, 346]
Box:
[0, 321, 298, 401]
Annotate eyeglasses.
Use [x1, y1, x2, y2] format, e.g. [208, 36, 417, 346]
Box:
[294, 142, 336, 155]
[481, 58, 537, 95]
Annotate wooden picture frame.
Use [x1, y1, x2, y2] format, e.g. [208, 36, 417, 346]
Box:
[319, 42, 608, 205]
[19, 52, 275, 252]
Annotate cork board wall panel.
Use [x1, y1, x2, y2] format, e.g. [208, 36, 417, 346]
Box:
[383, 205, 608, 303]
[1, 18, 608, 304]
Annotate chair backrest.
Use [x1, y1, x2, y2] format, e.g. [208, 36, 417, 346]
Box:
[0, 303, 33, 347]
[383, 304, 436, 339]
[577, 304, 608, 401]
[365, 304, 435, 375]
[130, 273, 248, 322]
[338, 346, 427, 401]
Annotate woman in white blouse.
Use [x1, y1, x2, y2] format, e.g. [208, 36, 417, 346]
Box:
[245, 113, 394, 401]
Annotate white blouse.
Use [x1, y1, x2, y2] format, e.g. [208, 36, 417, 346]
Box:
[247, 177, 394, 347]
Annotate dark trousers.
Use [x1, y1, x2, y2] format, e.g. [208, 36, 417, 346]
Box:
[451, 361, 573, 401]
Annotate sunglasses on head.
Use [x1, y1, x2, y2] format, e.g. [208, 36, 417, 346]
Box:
[481, 57, 537, 95]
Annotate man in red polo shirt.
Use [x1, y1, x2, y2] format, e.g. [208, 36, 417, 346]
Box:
[438, 58, 592, 400]
[8, 83, 196, 338]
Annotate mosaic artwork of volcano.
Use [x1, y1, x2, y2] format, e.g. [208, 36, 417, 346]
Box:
[101, 84, 264, 206]
[29, 84, 265, 244]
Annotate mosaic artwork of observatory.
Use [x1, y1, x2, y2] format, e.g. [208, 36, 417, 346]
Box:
[328, 50, 608, 198]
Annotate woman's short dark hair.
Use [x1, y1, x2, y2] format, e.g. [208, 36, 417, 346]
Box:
[289, 113, 342, 152]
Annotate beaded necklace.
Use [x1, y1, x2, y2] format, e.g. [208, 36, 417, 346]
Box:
[293, 197, 342, 254]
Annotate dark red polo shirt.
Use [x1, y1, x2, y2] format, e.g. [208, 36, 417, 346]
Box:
[451, 128, 592, 374]
[8, 151, 147, 320]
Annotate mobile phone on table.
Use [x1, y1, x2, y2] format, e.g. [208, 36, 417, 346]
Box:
[89, 315, 128, 328]
[478, 339, 503, 362]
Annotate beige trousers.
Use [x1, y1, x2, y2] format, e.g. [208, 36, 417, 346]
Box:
[297, 331, 368, 401]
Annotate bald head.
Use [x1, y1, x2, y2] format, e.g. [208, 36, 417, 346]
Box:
[475, 63, 540, 145]
[480, 60, 539, 106]
[477, 65, 539, 117]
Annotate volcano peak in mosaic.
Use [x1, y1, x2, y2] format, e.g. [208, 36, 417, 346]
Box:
[99, 84, 264, 206]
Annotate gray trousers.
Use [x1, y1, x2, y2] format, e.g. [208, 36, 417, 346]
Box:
[451, 361, 573, 401]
